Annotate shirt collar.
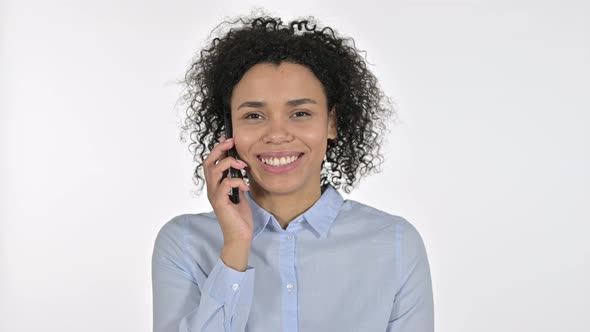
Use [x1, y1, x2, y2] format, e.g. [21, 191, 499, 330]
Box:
[244, 184, 344, 240]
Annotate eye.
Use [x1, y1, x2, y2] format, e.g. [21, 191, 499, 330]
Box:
[292, 111, 311, 118]
[244, 113, 262, 120]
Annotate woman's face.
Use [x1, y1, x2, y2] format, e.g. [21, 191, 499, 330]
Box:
[230, 62, 337, 196]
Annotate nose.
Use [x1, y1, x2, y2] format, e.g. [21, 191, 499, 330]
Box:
[263, 118, 293, 144]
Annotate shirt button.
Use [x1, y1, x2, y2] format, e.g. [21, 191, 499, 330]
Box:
[286, 283, 294, 292]
[231, 283, 240, 291]
[286, 234, 293, 240]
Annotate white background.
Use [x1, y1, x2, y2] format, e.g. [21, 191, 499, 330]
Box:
[1, 0, 589, 331]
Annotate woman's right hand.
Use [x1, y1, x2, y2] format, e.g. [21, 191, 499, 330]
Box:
[203, 134, 254, 245]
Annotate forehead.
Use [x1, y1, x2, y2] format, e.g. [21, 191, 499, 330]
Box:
[231, 62, 327, 105]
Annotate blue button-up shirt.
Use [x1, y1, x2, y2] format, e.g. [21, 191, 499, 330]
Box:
[152, 184, 434, 331]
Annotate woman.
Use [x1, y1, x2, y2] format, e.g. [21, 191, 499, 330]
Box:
[152, 14, 434, 332]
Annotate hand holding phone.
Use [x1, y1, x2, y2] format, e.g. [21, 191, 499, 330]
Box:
[202, 117, 253, 245]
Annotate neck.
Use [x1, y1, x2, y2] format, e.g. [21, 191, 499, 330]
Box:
[249, 181, 322, 230]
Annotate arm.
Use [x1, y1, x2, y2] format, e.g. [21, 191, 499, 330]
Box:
[386, 221, 434, 331]
[152, 216, 255, 332]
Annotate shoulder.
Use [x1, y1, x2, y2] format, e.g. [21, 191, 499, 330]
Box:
[342, 199, 426, 249]
[153, 212, 218, 249]
[342, 199, 411, 228]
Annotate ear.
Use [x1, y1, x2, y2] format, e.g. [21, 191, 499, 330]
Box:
[327, 106, 337, 140]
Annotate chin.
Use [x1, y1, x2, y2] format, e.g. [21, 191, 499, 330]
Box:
[250, 177, 303, 195]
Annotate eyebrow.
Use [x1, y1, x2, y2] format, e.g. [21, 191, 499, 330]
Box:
[237, 98, 318, 111]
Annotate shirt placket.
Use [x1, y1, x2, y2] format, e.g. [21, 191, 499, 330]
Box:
[279, 218, 303, 332]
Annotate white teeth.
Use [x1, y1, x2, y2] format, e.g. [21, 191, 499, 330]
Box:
[260, 155, 300, 167]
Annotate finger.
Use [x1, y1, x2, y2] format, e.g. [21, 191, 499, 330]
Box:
[204, 138, 246, 198]
[213, 154, 247, 175]
[217, 177, 250, 202]
[205, 137, 235, 168]
[211, 158, 248, 186]
[203, 136, 230, 197]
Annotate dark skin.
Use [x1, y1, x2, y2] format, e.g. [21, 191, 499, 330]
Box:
[203, 62, 337, 270]
[230, 62, 337, 230]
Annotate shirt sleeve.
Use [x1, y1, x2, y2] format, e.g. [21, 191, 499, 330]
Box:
[152, 216, 255, 332]
[387, 220, 434, 332]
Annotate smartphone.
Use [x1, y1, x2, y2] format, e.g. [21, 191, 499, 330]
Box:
[223, 106, 241, 204]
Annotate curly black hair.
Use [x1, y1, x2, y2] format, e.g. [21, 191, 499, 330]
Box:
[179, 13, 396, 195]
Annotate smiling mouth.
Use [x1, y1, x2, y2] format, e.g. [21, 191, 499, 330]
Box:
[257, 153, 304, 167]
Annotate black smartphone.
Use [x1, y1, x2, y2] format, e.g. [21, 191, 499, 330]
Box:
[223, 106, 241, 204]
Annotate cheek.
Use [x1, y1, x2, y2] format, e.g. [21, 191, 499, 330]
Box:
[300, 128, 328, 148]
[233, 142, 246, 158]
[233, 137, 255, 160]
[233, 127, 257, 142]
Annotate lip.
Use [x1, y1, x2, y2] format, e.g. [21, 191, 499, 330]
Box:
[257, 153, 304, 174]
[257, 151, 304, 158]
